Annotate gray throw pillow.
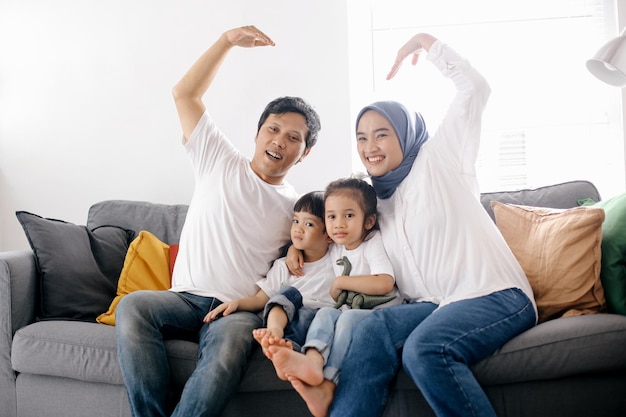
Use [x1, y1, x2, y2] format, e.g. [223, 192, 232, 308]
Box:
[15, 211, 133, 322]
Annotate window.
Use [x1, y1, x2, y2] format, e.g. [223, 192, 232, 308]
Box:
[347, 0, 624, 198]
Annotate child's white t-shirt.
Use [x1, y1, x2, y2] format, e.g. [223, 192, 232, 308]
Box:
[328, 230, 400, 308]
[256, 252, 337, 309]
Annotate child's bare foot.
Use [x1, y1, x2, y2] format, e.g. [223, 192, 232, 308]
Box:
[266, 335, 293, 349]
[252, 329, 291, 359]
[288, 376, 335, 417]
[252, 328, 282, 358]
[269, 345, 324, 385]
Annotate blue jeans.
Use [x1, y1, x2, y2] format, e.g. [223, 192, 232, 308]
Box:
[304, 307, 373, 383]
[331, 288, 536, 417]
[116, 290, 262, 417]
[263, 286, 318, 352]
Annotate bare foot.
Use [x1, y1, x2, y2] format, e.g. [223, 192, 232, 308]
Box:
[266, 335, 293, 349]
[289, 376, 335, 417]
[252, 329, 292, 359]
[269, 345, 324, 385]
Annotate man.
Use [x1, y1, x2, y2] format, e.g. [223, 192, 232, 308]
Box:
[116, 25, 321, 417]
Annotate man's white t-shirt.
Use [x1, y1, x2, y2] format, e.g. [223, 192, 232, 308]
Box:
[169, 111, 298, 302]
[256, 252, 337, 309]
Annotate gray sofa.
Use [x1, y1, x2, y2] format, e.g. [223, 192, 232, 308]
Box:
[2, 180, 626, 417]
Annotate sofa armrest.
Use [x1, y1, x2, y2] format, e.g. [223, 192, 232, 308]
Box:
[0, 250, 38, 333]
[0, 250, 37, 417]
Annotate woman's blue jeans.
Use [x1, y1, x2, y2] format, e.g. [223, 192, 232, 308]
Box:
[330, 288, 536, 417]
[116, 290, 261, 417]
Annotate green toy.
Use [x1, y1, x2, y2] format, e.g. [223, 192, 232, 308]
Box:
[334, 256, 396, 309]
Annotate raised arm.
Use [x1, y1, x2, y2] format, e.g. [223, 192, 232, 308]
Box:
[386, 31, 490, 186]
[386, 33, 437, 80]
[172, 25, 275, 142]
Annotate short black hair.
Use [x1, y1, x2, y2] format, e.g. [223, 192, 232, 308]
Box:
[294, 190, 325, 222]
[257, 96, 321, 150]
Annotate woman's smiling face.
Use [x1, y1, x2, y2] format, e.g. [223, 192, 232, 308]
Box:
[356, 110, 403, 177]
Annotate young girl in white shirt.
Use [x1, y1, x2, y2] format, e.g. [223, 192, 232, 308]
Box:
[269, 177, 398, 407]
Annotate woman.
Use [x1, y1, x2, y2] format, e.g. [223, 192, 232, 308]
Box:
[291, 32, 537, 417]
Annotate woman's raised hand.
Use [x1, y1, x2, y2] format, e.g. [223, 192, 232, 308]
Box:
[386, 33, 437, 80]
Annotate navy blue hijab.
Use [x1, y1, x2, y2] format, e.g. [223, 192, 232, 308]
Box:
[356, 101, 429, 199]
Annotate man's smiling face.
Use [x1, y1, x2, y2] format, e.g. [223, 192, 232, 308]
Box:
[250, 112, 310, 185]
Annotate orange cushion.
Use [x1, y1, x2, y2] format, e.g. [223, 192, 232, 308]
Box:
[491, 202, 606, 323]
[97, 231, 172, 325]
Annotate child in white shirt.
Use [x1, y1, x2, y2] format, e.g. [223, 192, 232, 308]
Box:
[269, 177, 398, 409]
[204, 191, 335, 354]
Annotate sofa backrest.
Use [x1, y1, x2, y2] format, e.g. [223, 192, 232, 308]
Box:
[480, 180, 601, 222]
[86, 200, 189, 244]
[85, 181, 601, 243]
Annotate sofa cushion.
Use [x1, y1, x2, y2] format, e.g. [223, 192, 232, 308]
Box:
[491, 202, 606, 323]
[471, 313, 626, 385]
[580, 193, 626, 315]
[97, 231, 172, 326]
[13, 314, 626, 392]
[12, 322, 122, 384]
[15, 211, 133, 322]
[11, 321, 198, 387]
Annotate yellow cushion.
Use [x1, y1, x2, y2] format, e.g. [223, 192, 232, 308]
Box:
[491, 202, 606, 323]
[97, 231, 171, 325]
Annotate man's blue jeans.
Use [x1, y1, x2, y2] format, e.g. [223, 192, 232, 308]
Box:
[116, 290, 261, 417]
[331, 288, 536, 417]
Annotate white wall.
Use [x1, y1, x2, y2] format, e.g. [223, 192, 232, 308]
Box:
[0, 0, 353, 251]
